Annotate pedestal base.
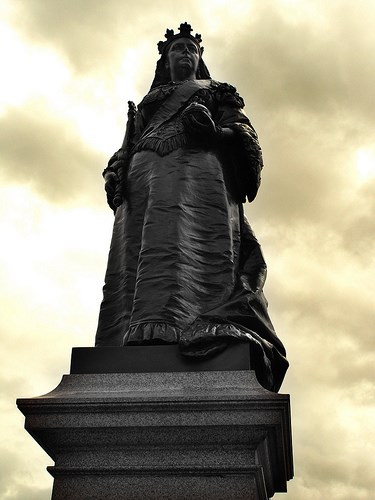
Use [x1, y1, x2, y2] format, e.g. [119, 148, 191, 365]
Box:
[17, 346, 293, 499]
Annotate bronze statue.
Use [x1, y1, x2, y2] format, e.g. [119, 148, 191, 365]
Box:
[95, 23, 288, 392]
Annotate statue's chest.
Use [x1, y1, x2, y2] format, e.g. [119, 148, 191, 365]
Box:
[141, 84, 217, 125]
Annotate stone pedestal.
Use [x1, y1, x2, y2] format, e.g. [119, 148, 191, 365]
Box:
[17, 345, 293, 499]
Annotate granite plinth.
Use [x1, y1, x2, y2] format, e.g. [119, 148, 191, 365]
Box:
[17, 346, 293, 499]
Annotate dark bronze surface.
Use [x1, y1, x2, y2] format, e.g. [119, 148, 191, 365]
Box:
[96, 23, 288, 392]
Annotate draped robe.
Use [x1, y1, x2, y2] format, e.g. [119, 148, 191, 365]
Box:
[95, 79, 288, 392]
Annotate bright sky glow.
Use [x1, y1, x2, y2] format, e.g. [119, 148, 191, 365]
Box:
[0, 24, 70, 113]
[356, 147, 375, 182]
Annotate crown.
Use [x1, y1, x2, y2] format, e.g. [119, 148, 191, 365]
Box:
[157, 22, 203, 54]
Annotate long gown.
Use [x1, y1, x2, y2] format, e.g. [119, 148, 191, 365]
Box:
[95, 79, 288, 392]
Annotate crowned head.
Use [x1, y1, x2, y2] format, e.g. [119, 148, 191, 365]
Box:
[150, 22, 211, 89]
[157, 22, 203, 55]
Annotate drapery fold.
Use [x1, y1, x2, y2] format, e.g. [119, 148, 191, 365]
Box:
[96, 80, 288, 392]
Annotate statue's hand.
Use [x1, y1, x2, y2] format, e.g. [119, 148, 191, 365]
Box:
[181, 102, 217, 140]
[104, 171, 118, 196]
[104, 170, 119, 210]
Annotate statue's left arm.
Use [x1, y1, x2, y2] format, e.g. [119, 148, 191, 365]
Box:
[213, 83, 263, 203]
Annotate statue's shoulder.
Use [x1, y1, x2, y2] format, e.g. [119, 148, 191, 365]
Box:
[209, 80, 245, 108]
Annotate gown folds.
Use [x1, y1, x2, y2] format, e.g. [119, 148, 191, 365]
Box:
[95, 79, 288, 392]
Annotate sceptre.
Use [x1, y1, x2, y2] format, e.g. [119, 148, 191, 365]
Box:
[112, 100, 137, 209]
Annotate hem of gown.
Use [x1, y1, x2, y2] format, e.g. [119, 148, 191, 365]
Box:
[180, 320, 280, 392]
[124, 321, 181, 345]
[123, 321, 243, 347]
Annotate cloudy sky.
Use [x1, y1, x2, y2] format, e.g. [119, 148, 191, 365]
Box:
[1, 0, 374, 498]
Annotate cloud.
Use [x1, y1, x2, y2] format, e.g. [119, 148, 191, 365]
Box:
[341, 178, 375, 263]
[11, 0, 211, 75]
[0, 104, 105, 204]
[217, 1, 375, 123]
[12, 0, 135, 72]
[0, 449, 50, 499]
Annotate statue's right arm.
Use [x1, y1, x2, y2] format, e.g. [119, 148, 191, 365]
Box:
[102, 108, 144, 210]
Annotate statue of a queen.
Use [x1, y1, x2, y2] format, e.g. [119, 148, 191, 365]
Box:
[95, 23, 288, 392]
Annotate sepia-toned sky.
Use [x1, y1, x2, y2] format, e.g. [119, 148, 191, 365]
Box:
[1, 0, 374, 498]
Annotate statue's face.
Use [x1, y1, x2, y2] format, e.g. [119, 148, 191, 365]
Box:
[166, 37, 200, 80]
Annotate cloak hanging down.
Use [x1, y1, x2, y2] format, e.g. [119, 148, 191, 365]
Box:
[96, 79, 288, 392]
